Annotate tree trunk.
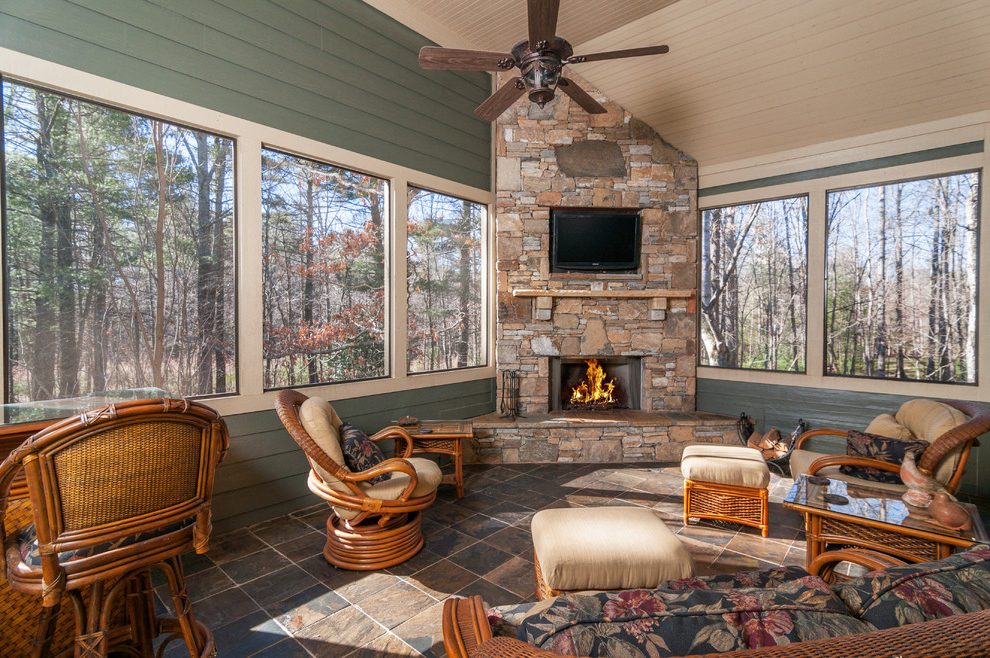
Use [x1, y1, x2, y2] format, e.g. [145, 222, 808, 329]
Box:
[894, 187, 906, 379]
[455, 200, 472, 368]
[304, 176, 317, 384]
[212, 140, 229, 392]
[963, 180, 978, 380]
[193, 133, 214, 393]
[30, 93, 61, 400]
[151, 122, 168, 389]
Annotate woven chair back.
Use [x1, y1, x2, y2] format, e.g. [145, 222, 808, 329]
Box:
[12, 398, 227, 552]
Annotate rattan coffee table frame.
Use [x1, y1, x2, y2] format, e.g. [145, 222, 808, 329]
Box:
[683, 479, 769, 537]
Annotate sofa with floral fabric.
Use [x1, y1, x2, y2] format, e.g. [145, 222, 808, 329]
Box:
[442, 545, 990, 657]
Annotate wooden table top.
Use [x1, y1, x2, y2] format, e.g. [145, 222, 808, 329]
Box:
[407, 420, 473, 439]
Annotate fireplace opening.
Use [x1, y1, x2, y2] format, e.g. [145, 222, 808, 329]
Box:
[550, 356, 642, 412]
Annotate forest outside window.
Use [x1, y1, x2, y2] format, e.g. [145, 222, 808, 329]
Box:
[262, 148, 387, 389]
[700, 196, 808, 372]
[1, 79, 236, 403]
[407, 187, 486, 374]
[825, 171, 980, 383]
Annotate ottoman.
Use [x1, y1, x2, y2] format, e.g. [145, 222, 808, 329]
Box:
[530, 506, 694, 599]
[681, 444, 771, 537]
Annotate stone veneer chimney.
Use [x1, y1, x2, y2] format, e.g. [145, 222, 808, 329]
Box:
[494, 73, 699, 417]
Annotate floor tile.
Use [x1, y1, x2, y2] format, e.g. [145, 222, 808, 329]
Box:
[213, 609, 288, 656]
[184, 566, 236, 602]
[454, 513, 509, 539]
[454, 578, 524, 607]
[403, 558, 479, 600]
[356, 580, 436, 629]
[391, 601, 448, 657]
[484, 556, 536, 599]
[295, 605, 386, 657]
[265, 583, 348, 633]
[484, 525, 533, 557]
[252, 517, 315, 546]
[274, 531, 327, 563]
[424, 526, 477, 556]
[385, 548, 443, 576]
[241, 564, 320, 608]
[192, 586, 261, 629]
[221, 548, 293, 584]
[208, 528, 269, 564]
[447, 542, 514, 577]
[250, 637, 312, 657]
[345, 631, 422, 657]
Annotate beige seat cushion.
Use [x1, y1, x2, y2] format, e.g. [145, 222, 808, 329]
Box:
[681, 444, 770, 489]
[865, 414, 914, 440]
[298, 396, 347, 484]
[789, 448, 906, 494]
[895, 400, 969, 485]
[531, 507, 693, 591]
[328, 457, 443, 521]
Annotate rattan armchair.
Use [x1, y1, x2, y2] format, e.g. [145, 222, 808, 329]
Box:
[792, 399, 990, 494]
[0, 398, 229, 658]
[275, 390, 440, 570]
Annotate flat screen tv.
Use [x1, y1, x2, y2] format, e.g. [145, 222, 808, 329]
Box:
[550, 209, 641, 273]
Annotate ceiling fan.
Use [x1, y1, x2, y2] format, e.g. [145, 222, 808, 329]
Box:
[418, 0, 669, 122]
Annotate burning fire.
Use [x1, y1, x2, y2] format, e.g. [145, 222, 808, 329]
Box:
[569, 359, 617, 407]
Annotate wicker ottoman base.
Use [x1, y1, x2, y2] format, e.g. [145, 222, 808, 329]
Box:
[683, 479, 769, 537]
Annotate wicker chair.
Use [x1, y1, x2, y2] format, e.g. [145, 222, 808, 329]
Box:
[0, 398, 229, 657]
[274, 390, 441, 570]
[791, 399, 990, 494]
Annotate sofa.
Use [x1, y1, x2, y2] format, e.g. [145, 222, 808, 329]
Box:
[443, 546, 990, 657]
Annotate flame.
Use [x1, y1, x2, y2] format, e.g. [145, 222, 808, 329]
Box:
[569, 359, 617, 406]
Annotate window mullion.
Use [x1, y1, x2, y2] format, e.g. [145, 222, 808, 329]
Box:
[391, 177, 409, 380]
[806, 183, 827, 379]
[238, 136, 265, 397]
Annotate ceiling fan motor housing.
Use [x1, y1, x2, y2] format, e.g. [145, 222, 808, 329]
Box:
[513, 38, 571, 107]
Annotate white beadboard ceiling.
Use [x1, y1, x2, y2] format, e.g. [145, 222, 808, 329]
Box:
[369, 0, 990, 166]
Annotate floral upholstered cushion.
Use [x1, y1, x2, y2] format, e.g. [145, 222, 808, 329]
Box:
[16, 518, 193, 567]
[514, 575, 873, 657]
[339, 422, 390, 485]
[839, 430, 928, 484]
[833, 544, 990, 629]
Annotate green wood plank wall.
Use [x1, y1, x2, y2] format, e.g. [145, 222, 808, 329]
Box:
[696, 379, 986, 497]
[0, 0, 492, 189]
[214, 379, 495, 532]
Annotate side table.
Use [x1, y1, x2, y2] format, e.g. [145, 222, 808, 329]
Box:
[408, 420, 473, 498]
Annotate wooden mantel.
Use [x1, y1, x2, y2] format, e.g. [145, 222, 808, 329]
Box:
[511, 288, 694, 321]
[512, 289, 693, 299]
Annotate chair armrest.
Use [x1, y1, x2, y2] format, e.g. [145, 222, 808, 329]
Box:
[340, 457, 420, 501]
[808, 548, 908, 583]
[370, 426, 415, 458]
[793, 428, 849, 450]
[806, 454, 900, 476]
[443, 596, 494, 658]
[0, 444, 30, 574]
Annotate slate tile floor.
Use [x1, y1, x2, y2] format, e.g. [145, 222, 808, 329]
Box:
[158, 462, 864, 656]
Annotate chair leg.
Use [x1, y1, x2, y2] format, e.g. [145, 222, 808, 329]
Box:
[125, 571, 156, 656]
[159, 556, 211, 657]
[74, 581, 108, 658]
[31, 601, 60, 658]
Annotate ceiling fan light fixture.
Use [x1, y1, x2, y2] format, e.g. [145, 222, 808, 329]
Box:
[522, 56, 561, 107]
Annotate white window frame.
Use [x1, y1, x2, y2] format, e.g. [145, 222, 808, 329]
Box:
[698, 117, 990, 403]
[0, 47, 495, 416]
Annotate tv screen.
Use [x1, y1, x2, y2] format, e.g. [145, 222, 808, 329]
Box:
[551, 209, 641, 273]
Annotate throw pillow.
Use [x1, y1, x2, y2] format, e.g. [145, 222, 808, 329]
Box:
[515, 576, 874, 656]
[340, 423, 390, 485]
[839, 430, 928, 485]
[833, 544, 990, 629]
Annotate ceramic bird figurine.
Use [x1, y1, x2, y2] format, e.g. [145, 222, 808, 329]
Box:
[900, 450, 940, 507]
[929, 492, 973, 532]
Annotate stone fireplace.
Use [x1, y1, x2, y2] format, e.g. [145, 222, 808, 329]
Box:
[471, 73, 735, 464]
[550, 356, 642, 412]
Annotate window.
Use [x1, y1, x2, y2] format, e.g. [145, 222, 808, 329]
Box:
[700, 196, 808, 371]
[406, 187, 485, 373]
[1, 80, 236, 402]
[825, 171, 980, 383]
[261, 148, 387, 388]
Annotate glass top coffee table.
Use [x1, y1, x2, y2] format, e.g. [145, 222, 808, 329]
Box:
[784, 475, 988, 566]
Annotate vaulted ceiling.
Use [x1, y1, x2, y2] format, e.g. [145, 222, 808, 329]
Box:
[367, 0, 990, 167]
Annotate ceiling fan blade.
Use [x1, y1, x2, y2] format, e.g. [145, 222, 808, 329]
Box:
[474, 77, 526, 122]
[569, 45, 669, 64]
[528, 0, 560, 47]
[558, 78, 607, 114]
[419, 47, 514, 71]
